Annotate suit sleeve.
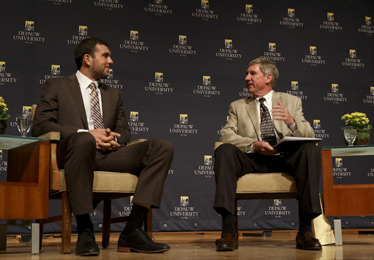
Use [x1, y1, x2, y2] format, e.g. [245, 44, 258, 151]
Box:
[32, 79, 80, 138]
[219, 102, 258, 152]
[290, 98, 315, 138]
[113, 93, 131, 145]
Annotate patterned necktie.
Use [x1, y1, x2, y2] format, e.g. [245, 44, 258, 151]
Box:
[259, 98, 276, 146]
[89, 83, 105, 129]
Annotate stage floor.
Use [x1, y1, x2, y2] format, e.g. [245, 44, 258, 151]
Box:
[1, 230, 374, 259]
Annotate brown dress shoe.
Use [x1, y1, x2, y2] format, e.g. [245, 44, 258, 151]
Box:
[215, 233, 238, 251]
[296, 232, 322, 250]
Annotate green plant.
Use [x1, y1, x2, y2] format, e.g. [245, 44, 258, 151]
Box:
[0, 97, 10, 121]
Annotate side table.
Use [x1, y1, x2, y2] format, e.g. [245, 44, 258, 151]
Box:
[0, 135, 50, 254]
[322, 145, 374, 245]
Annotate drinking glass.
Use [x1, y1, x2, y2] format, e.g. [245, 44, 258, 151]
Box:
[344, 126, 357, 146]
[16, 114, 33, 137]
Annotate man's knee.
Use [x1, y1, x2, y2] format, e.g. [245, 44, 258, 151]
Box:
[150, 139, 174, 156]
[65, 132, 96, 152]
[300, 142, 321, 155]
[215, 143, 238, 159]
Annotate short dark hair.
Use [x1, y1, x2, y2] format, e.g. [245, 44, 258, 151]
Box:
[74, 38, 109, 70]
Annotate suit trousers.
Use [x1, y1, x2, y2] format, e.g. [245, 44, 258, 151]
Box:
[213, 142, 322, 221]
[57, 132, 174, 215]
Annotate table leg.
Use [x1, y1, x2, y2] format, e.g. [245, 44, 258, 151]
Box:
[31, 223, 40, 254]
[334, 218, 343, 245]
[0, 224, 6, 251]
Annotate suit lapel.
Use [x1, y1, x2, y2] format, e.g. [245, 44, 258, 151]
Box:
[99, 83, 109, 127]
[67, 75, 88, 129]
[245, 97, 261, 139]
[272, 91, 286, 139]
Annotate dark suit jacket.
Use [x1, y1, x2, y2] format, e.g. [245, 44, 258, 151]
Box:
[220, 91, 314, 152]
[32, 74, 131, 145]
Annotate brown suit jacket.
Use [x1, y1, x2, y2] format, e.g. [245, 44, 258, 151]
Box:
[32, 74, 131, 145]
[220, 91, 314, 152]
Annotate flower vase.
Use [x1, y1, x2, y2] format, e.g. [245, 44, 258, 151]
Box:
[0, 119, 8, 135]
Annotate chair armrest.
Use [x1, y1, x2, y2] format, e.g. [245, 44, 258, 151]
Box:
[127, 139, 147, 146]
[38, 132, 61, 141]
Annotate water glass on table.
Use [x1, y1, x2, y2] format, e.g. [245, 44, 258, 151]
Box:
[16, 114, 33, 137]
[344, 126, 357, 146]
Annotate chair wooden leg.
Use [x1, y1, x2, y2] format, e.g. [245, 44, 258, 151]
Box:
[0, 224, 7, 251]
[234, 200, 239, 237]
[61, 191, 72, 254]
[145, 208, 152, 235]
[102, 200, 111, 249]
[36, 220, 43, 250]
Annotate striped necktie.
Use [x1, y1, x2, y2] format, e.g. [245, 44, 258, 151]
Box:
[259, 98, 276, 146]
[89, 83, 105, 129]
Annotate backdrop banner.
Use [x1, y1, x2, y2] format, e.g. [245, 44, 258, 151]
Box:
[0, 0, 373, 233]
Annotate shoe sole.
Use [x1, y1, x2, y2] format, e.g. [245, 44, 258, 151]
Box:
[216, 245, 238, 251]
[296, 244, 322, 250]
[75, 251, 100, 256]
[118, 246, 170, 253]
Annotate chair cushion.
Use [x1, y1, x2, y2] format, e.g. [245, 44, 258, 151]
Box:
[59, 170, 138, 193]
[237, 173, 296, 193]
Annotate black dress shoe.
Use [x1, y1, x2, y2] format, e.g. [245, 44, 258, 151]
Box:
[296, 232, 322, 250]
[75, 229, 100, 256]
[215, 233, 238, 251]
[118, 228, 170, 253]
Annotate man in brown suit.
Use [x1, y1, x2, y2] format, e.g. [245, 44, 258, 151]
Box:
[214, 58, 322, 251]
[32, 38, 174, 256]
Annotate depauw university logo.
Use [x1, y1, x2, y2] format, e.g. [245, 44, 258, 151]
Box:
[225, 39, 233, 49]
[130, 31, 139, 41]
[79, 26, 88, 36]
[51, 65, 60, 75]
[332, 84, 339, 93]
[23, 106, 32, 116]
[180, 196, 189, 206]
[201, 0, 209, 9]
[327, 13, 334, 22]
[0, 150, 2, 161]
[204, 155, 213, 165]
[179, 35, 187, 45]
[180, 114, 188, 124]
[155, 0, 162, 4]
[246, 4, 253, 13]
[335, 158, 343, 168]
[203, 76, 211, 86]
[269, 43, 276, 52]
[155, 72, 163, 82]
[349, 49, 356, 58]
[25, 21, 34, 31]
[0, 62, 5, 72]
[366, 16, 372, 25]
[313, 120, 321, 129]
[288, 9, 295, 18]
[371, 86, 374, 95]
[274, 199, 282, 206]
[130, 111, 139, 122]
[108, 69, 113, 79]
[310, 46, 317, 55]
[291, 81, 298, 90]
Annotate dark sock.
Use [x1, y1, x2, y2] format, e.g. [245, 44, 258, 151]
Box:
[76, 214, 94, 232]
[122, 204, 149, 235]
[298, 218, 312, 236]
[216, 208, 235, 237]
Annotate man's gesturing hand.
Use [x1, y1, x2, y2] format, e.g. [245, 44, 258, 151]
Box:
[272, 101, 294, 126]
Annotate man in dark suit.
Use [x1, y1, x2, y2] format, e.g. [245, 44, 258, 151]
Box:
[32, 38, 174, 256]
[214, 58, 322, 251]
